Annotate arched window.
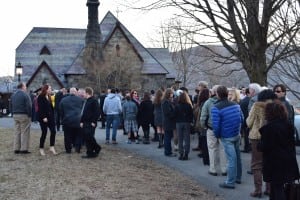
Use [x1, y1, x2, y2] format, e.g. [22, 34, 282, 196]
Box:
[116, 44, 120, 57]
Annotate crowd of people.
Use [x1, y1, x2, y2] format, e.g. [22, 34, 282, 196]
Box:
[10, 81, 300, 200]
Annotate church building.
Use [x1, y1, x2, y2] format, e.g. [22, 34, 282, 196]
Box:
[15, 0, 176, 93]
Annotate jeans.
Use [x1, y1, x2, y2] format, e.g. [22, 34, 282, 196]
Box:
[106, 114, 120, 141]
[221, 135, 242, 186]
[164, 130, 173, 155]
[176, 122, 190, 155]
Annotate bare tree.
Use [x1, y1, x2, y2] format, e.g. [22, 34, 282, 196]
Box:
[121, 0, 300, 86]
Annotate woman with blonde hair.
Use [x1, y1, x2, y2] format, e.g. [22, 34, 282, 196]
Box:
[247, 89, 277, 197]
[228, 88, 241, 103]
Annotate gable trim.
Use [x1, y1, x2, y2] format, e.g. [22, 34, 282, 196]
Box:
[103, 22, 144, 62]
[26, 61, 64, 88]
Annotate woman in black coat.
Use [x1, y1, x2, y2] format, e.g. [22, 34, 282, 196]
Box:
[259, 101, 300, 200]
[161, 88, 176, 157]
[139, 92, 154, 144]
[37, 84, 57, 156]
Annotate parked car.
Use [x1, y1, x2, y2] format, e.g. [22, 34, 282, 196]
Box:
[294, 106, 300, 146]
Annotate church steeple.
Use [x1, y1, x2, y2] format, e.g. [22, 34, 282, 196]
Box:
[85, 0, 102, 53]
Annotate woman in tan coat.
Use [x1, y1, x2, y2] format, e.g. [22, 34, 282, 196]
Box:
[246, 89, 277, 198]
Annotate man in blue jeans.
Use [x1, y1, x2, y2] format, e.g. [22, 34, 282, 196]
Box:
[103, 88, 122, 144]
[211, 85, 243, 189]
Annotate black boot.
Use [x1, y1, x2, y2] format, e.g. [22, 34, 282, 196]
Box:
[143, 130, 150, 144]
[183, 153, 189, 160]
[158, 134, 163, 148]
[178, 153, 184, 160]
[151, 132, 159, 142]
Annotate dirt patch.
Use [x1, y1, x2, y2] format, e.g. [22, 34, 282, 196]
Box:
[0, 127, 222, 200]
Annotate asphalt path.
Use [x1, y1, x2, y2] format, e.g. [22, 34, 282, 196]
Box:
[1, 117, 300, 200]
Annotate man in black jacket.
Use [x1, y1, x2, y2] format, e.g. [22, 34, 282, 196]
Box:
[240, 88, 251, 152]
[59, 87, 84, 153]
[80, 87, 101, 158]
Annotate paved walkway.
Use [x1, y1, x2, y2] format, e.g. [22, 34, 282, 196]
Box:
[1, 117, 300, 200]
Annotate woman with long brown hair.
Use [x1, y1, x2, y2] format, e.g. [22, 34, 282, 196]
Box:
[153, 89, 164, 148]
[37, 84, 57, 156]
[161, 88, 176, 157]
[259, 101, 300, 200]
[174, 91, 193, 160]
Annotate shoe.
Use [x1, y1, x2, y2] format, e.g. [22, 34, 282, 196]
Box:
[247, 170, 253, 175]
[82, 154, 97, 159]
[49, 146, 57, 155]
[66, 150, 71, 154]
[142, 139, 150, 144]
[165, 153, 177, 157]
[112, 141, 118, 145]
[197, 153, 203, 158]
[221, 172, 227, 176]
[219, 183, 235, 189]
[241, 150, 250, 153]
[14, 150, 20, 154]
[178, 154, 184, 160]
[263, 191, 270, 196]
[208, 171, 218, 176]
[40, 148, 46, 156]
[95, 146, 101, 155]
[174, 144, 178, 151]
[192, 147, 201, 151]
[75, 148, 80, 153]
[105, 140, 110, 144]
[182, 154, 188, 160]
[135, 140, 139, 144]
[235, 180, 241, 184]
[250, 192, 262, 198]
[20, 150, 31, 154]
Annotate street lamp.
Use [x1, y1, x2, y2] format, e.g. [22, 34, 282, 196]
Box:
[16, 62, 23, 82]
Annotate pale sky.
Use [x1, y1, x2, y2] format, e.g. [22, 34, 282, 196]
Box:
[0, 0, 172, 77]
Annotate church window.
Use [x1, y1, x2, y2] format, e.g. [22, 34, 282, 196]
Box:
[116, 44, 120, 57]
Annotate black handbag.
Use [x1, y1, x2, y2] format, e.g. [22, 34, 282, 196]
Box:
[284, 180, 300, 200]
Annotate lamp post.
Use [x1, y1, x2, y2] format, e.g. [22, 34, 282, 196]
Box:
[16, 62, 23, 83]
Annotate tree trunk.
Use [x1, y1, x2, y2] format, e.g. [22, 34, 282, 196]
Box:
[242, 53, 268, 86]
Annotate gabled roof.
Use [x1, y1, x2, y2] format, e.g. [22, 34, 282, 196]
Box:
[147, 48, 176, 79]
[16, 11, 174, 82]
[100, 12, 169, 75]
[16, 27, 86, 81]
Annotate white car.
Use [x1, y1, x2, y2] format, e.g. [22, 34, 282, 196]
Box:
[294, 107, 300, 146]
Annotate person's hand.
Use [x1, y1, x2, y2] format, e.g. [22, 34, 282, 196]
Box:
[43, 118, 48, 123]
[80, 123, 83, 128]
[91, 122, 95, 127]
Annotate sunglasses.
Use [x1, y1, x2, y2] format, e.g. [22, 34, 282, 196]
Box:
[275, 90, 283, 93]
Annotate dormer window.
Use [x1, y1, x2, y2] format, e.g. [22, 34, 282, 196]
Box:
[40, 45, 51, 55]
